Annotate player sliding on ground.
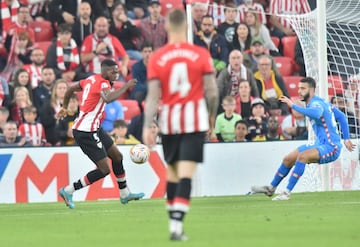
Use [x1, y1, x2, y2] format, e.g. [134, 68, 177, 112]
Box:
[251, 77, 355, 200]
[56, 59, 144, 209]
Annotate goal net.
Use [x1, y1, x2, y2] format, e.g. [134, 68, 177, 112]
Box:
[186, 0, 360, 192]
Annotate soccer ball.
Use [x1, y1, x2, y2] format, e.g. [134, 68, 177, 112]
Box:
[129, 144, 150, 164]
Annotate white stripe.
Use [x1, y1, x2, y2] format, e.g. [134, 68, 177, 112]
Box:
[171, 104, 182, 134]
[173, 202, 189, 213]
[197, 98, 209, 132]
[160, 105, 169, 134]
[184, 101, 195, 133]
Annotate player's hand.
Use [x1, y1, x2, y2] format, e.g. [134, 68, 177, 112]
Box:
[143, 127, 156, 148]
[56, 108, 68, 120]
[279, 96, 293, 108]
[344, 139, 356, 152]
[126, 79, 137, 89]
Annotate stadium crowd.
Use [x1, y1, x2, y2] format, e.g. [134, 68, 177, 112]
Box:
[0, 0, 358, 147]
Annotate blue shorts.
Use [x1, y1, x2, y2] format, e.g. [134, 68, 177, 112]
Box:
[298, 143, 341, 164]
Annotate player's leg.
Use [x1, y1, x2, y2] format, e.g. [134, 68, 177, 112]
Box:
[59, 130, 110, 209]
[105, 132, 145, 204]
[251, 148, 298, 196]
[163, 132, 205, 241]
[273, 144, 320, 201]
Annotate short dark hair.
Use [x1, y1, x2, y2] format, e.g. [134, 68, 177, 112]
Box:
[101, 59, 118, 68]
[23, 105, 37, 113]
[112, 2, 127, 13]
[201, 14, 214, 23]
[58, 23, 73, 33]
[300, 77, 317, 88]
[42, 66, 55, 72]
[235, 119, 248, 128]
[140, 41, 154, 51]
[113, 119, 128, 128]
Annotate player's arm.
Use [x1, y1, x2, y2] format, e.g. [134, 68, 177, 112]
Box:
[203, 73, 219, 131]
[332, 106, 350, 139]
[100, 79, 137, 103]
[291, 104, 323, 119]
[56, 82, 82, 119]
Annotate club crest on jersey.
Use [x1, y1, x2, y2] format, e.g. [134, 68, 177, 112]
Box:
[97, 142, 103, 149]
[101, 82, 109, 89]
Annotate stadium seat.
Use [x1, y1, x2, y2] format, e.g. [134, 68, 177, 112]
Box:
[119, 99, 141, 123]
[271, 36, 280, 48]
[283, 76, 304, 99]
[161, 0, 184, 16]
[274, 56, 294, 76]
[113, 81, 129, 100]
[34, 41, 52, 58]
[281, 36, 297, 60]
[29, 20, 54, 42]
[328, 75, 344, 96]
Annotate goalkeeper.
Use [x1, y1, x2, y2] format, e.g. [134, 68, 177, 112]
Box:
[251, 77, 356, 200]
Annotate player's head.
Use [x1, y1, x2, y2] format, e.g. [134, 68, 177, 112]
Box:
[298, 77, 316, 102]
[165, 8, 187, 33]
[101, 59, 119, 82]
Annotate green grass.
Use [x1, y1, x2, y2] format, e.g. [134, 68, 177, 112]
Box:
[1, 191, 360, 247]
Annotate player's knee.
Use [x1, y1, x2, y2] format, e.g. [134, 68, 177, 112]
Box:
[297, 152, 309, 163]
[99, 166, 110, 176]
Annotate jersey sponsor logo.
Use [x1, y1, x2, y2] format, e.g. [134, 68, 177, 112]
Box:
[101, 82, 109, 89]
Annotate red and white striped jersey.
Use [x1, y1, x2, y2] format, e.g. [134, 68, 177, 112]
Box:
[72, 74, 111, 132]
[18, 122, 46, 146]
[147, 42, 214, 135]
[237, 3, 267, 24]
[207, 2, 225, 27]
[22, 64, 43, 89]
[269, 0, 310, 29]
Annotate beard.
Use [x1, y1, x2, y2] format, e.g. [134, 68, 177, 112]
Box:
[301, 91, 310, 102]
[203, 30, 212, 37]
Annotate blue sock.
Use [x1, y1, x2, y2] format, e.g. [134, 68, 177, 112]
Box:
[270, 163, 291, 187]
[287, 161, 306, 191]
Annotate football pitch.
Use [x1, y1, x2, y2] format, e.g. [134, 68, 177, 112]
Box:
[0, 191, 359, 247]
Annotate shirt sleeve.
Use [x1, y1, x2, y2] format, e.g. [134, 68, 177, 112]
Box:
[147, 53, 159, 80]
[332, 106, 350, 139]
[292, 103, 323, 119]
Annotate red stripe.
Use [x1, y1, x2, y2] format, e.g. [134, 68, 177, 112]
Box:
[174, 197, 190, 206]
[166, 199, 174, 206]
[84, 176, 90, 185]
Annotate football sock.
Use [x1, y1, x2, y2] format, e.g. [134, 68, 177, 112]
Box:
[111, 160, 129, 197]
[287, 161, 306, 191]
[65, 169, 107, 193]
[166, 182, 178, 217]
[270, 163, 292, 188]
[170, 178, 191, 234]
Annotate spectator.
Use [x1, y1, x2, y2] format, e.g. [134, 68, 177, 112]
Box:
[13, 31, 33, 66]
[191, 2, 208, 33]
[8, 86, 32, 126]
[72, 1, 94, 49]
[0, 120, 32, 147]
[39, 79, 67, 146]
[9, 68, 33, 101]
[217, 49, 258, 109]
[217, 3, 239, 51]
[245, 97, 268, 141]
[101, 100, 124, 133]
[294, 38, 306, 77]
[281, 100, 308, 140]
[344, 76, 360, 119]
[92, 0, 117, 21]
[215, 95, 242, 142]
[32, 66, 56, 111]
[129, 41, 153, 103]
[231, 22, 252, 53]
[194, 15, 228, 74]
[253, 55, 289, 115]
[47, 23, 86, 82]
[207, 0, 226, 28]
[18, 105, 47, 146]
[48, 0, 78, 26]
[0, 106, 9, 133]
[126, 0, 148, 20]
[269, 0, 310, 39]
[110, 2, 142, 61]
[57, 93, 79, 145]
[22, 48, 45, 89]
[81, 16, 129, 76]
[24, 0, 49, 21]
[111, 119, 141, 145]
[235, 79, 255, 119]
[127, 111, 144, 143]
[245, 11, 279, 56]
[137, 0, 167, 51]
[0, 77, 10, 107]
[237, 0, 266, 24]
[331, 95, 359, 138]
[243, 37, 278, 73]
[233, 119, 249, 142]
[253, 115, 285, 141]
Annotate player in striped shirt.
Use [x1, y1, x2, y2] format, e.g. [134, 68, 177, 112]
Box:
[251, 77, 356, 200]
[56, 59, 144, 209]
[143, 9, 219, 241]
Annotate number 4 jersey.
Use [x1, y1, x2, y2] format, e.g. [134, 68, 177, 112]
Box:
[147, 42, 214, 135]
[73, 74, 111, 132]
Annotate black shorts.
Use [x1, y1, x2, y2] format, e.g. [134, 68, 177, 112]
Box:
[73, 128, 114, 163]
[161, 132, 206, 165]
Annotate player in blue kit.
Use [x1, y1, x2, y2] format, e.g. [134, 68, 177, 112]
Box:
[251, 77, 356, 200]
